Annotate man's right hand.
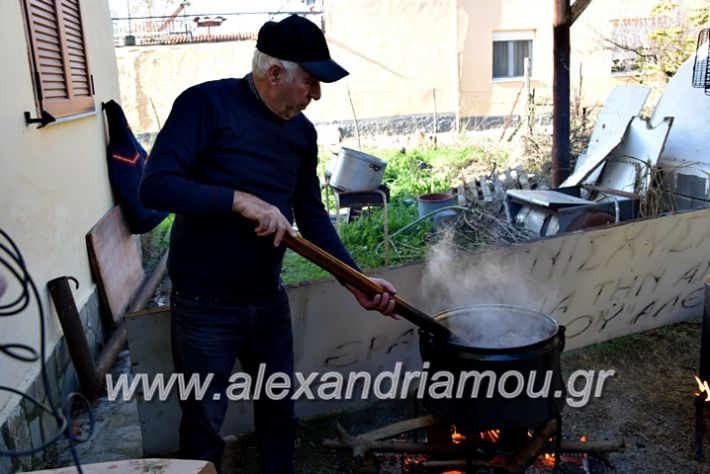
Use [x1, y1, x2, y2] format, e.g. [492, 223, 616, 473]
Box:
[232, 190, 296, 246]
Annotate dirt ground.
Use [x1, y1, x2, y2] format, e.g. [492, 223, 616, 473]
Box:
[45, 290, 710, 473]
[557, 320, 707, 474]
[220, 319, 710, 474]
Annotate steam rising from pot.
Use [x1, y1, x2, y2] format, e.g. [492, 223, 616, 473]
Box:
[422, 231, 558, 348]
[437, 306, 557, 348]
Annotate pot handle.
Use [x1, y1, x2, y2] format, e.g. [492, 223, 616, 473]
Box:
[369, 163, 383, 172]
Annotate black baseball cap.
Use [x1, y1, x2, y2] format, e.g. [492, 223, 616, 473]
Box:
[256, 14, 349, 83]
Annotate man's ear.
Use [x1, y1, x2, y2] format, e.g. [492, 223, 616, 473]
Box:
[267, 64, 283, 85]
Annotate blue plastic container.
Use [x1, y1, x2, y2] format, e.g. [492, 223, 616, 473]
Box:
[417, 192, 455, 218]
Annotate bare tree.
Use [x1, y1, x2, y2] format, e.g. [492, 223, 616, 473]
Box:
[600, 0, 709, 85]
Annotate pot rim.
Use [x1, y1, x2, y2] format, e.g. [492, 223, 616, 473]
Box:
[429, 303, 561, 352]
[417, 192, 454, 202]
[338, 147, 388, 166]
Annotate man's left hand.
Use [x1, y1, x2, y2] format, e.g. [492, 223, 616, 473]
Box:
[345, 277, 399, 319]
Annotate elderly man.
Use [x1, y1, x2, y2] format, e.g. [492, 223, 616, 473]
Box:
[140, 14, 397, 473]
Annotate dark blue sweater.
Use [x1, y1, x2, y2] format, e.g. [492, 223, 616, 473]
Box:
[140, 76, 358, 298]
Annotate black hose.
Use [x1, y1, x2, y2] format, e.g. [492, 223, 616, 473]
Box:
[0, 227, 92, 473]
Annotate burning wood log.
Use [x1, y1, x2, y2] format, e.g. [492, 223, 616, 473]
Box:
[325, 422, 441, 458]
[358, 415, 437, 441]
[323, 418, 624, 473]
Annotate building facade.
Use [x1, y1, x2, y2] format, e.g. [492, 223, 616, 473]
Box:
[0, 0, 121, 471]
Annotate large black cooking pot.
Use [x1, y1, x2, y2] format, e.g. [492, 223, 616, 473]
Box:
[419, 304, 566, 430]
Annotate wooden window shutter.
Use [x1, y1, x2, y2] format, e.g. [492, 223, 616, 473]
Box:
[22, 0, 95, 119]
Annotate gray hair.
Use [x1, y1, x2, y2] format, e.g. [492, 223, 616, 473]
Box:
[252, 49, 299, 81]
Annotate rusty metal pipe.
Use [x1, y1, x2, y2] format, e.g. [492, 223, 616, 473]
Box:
[128, 250, 168, 313]
[96, 250, 167, 382]
[47, 276, 102, 403]
[96, 323, 127, 378]
[47, 253, 167, 403]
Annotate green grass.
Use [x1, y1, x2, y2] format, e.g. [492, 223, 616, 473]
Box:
[282, 144, 503, 285]
[281, 250, 330, 284]
[139, 214, 173, 272]
[375, 145, 497, 197]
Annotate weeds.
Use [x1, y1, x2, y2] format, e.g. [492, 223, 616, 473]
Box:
[281, 143, 513, 284]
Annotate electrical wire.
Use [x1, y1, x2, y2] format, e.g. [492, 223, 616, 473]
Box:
[0, 227, 93, 473]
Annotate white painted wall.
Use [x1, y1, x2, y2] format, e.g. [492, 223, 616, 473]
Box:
[0, 0, 121, 423]
[115, 0, 460, 134]
[115, 0, 665, 137]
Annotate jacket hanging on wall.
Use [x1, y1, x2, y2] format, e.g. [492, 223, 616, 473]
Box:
[103, 100, 168, 234]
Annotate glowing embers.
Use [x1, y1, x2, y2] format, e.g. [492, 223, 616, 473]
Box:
[387, 418, 560, 473]
[449, 426, 501, 446]
[479, 429, 501, 444]
[450, 425, 466, 445]
[694, 374, 710, 459]
[325, 415, 621, 473]
[694, 375, 710, 401]
[543, 452, 557, 467]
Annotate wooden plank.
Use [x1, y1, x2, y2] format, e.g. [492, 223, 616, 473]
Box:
[126, 305, 169, 320]
[86, 206, 145, 324]
[507, 168, 518, 186]
[457, 183, 466, 206]
[515, 166, 531, 189]
[493, 177, 506, 201]
[360, 415, 437, 441]
[466, 181, 479, 204]
[29, 458, 216, 474]
[479, 176, 493, 202]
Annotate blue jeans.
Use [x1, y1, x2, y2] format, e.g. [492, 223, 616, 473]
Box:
[170, 287, 297, 473]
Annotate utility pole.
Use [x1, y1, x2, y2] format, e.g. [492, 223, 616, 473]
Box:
[552, 0, 571, 186]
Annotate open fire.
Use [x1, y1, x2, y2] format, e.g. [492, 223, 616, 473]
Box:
[480, 429, 500, 444]
[542, 453, 555, 467]
[694, 375, 710, 401]
[324, 415, 622, 473]
[450, 426, 465, 445]
[449, 425, 502, 446]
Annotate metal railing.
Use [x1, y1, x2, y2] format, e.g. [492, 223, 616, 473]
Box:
[111, 11, 324, 47]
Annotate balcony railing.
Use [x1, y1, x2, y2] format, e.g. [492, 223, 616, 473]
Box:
[112, 11, 324, 47]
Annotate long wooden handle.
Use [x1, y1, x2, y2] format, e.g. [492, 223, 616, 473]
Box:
[283, 233, 457, 340]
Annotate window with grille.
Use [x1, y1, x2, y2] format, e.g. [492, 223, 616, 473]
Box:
[21, 0, 95, 121]
[492, 31, 534, 80]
